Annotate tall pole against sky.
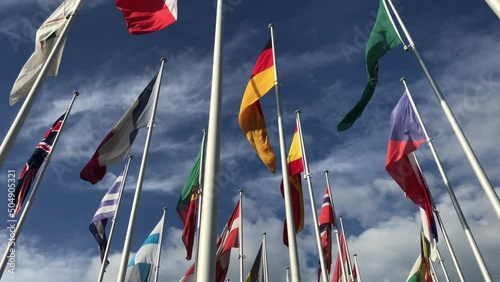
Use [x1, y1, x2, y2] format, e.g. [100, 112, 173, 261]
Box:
[386, 0, 500, 222]
[268, 23, 301, 282]
[196, 0, 225, 278]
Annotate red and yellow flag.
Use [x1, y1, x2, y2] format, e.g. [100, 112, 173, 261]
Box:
[238, 39, 276, 173]
[281, 125, 305, 246]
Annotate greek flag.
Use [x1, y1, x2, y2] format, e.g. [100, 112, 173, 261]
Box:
[89, 172, 124, 265]
[126, 214, 165, 282]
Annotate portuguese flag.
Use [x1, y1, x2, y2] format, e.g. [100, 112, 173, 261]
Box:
[176, 147, 201, 260]
[238, 39, 276, 173]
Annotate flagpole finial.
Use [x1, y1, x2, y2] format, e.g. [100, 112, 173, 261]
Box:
[127, 155, 133, 159]
[163, 207, 167, 211]
[73, 91, 79, 97]
[202, 129, 207, 133]
[295, 109, 300, 114]
[324, 169, 329, 174]
[160, 57, 167, 63]
[354, 253, 357, 257]
[263, 232, 266, 235]
[239, 189, 243, 193]
[400, 77, 407, 83]
[339, 214, 343, 218]
[268, 23, 274, 29]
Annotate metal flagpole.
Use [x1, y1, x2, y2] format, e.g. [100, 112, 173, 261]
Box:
[97, 155, 133, 282]
[285, 267, 290, 282]
[193, 129, 207, 281]
[386, 0, 500, 222]
[153, 208, 167, 282]
[238, 189, 244, 282]
[0, 0, 83, 168]
[430, 260, 440, 282]
[325, 171, 348, 282]
[262, 233, 269, 282]
[295, 110, 329, 282]
[196, 0, 225, 277]
[338, 216, 353, 278]
[401, 77, 488, 282]
[435, 248, 451, 282]
[116, 58, 166, 282]
[0, 91, 78, 278]
[353, 254, 362, 282]
[268, 23, 301, 282]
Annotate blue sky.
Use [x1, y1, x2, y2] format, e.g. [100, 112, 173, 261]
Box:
[0, 0, 499, 281]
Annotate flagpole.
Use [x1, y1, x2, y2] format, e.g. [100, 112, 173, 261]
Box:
[97, 155, 133, 282]
[430, 261, 440, 282]
[0, 91, 78, 278]
[386, 0, 500, 222]
[268, 23, 301, 282]
[353, 254, 362, 282]
[338, 216, 353, 277]
[193, 129, 207, 281]
[0, 0, 83, 168]
[238, 189, 244, 282]
[435, 248, 451, 282]
[262, 233, 269, 282]
[295, 110, 328, 282]
[401, 77, 487, 282]
[324, 171, 348, 282]
[153, 207, 167, 282]
[116, 58, 166, 282]
[285, 267, 290, 282]
[196, 0, 225, 277]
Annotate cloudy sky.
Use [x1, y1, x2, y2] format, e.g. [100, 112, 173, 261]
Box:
[0, 0, 499, 281]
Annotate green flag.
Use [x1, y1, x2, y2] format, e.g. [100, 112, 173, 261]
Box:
[337, 0, 402, 131]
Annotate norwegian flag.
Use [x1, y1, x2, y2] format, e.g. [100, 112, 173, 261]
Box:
[13, 113, 65, 216]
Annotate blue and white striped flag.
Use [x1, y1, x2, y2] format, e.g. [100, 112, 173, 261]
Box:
[89, 172, 124, 264]
[126, 214, 165, 282]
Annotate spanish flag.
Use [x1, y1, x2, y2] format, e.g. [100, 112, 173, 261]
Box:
[281, 125, 305, 246]
[239, 40, 276, 173]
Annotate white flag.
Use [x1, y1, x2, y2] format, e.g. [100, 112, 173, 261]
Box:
[9, 0, 79, 105]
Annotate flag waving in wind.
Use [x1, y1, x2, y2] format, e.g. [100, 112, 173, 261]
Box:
[239, 39, 276, 172]
[125, 213, 165, 282]
[89, 172, 125, 266]
[10, 0, 80, 105]
[281, 125, 305, 246]
[116, 0, 178, 35]
[338, 0, 402, 131]
[317, 186, 335, 279]
[13, 113, 65, 217]
[81, 74, 158, 184]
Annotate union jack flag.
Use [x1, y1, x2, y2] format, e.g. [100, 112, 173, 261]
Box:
[13, 113, 65, 217]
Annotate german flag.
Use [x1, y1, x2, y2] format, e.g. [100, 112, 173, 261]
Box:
[239, 39, 276, 173]
[281, 125, 305, 246]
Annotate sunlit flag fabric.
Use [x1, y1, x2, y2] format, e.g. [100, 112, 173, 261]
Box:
[281, 125, 305, 246]
[245, 243, 265, 282]
[13, 113, 65, 216]
[179, 201, 241, 282]
[125, 214, 165, 282]
[9, 0, 79, 105]
[386, 91, 427, 205]
[337, 0, 402, 131]
[238, 39, 276, 172]
[80, 74, 158, 184]
[332, 231, 350, 282]
[416, 174, 439, 262]
[176, 147, 202, 260]
[116, 0, 178, 35]
[89, 172, 124, 267]
[317, 186, 335, 279]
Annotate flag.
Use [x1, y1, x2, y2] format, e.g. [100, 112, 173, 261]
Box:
[180, 201, 241, 282]
[176, 148, 202, 260]
[12, 113, 65, 216]
[337, 0, 402, 131]
[80, 74, 158, 184]
[116, 0, 178, 35]
[245, 243, 265, 282]
[406, 231, 432, 282]
[281, 125, 305, 246]
[317, 186, 335, 279]
[125, 214, 165, 282]
[239, 39, 276, 172]
[89, 172, 124, 266]
[332, 231, 350, 282]
[418, 182, 438, 262]
[386, 91, 427, 205]
[10, 0, 79, 105]
[351, 259, 358, 282]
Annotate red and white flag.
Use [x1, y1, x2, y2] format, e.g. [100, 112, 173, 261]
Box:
[116, 0, 178, 35]
[332, 231, 350, 282]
